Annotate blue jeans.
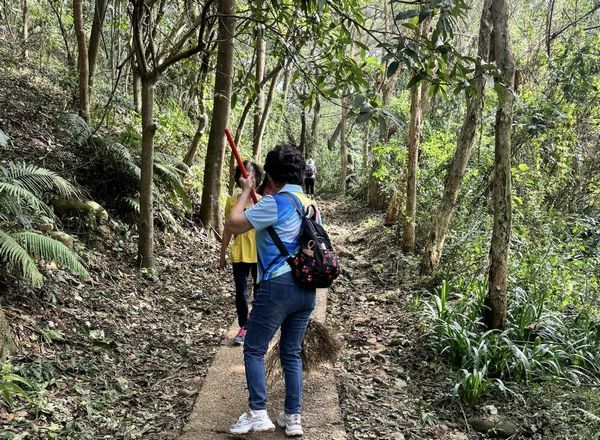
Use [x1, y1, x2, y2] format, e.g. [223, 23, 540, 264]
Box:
[243, 271, 316, 414]
[232, 263, 257, 328]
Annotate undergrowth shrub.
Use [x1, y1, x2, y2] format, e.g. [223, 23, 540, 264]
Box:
[80, 137, 191, 230]
[423, 277, 600, 405]
[0, 162, 89, 286]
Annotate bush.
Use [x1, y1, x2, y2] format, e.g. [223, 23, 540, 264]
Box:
[0, 162, 89, 287]
[423, 277, 600, 405]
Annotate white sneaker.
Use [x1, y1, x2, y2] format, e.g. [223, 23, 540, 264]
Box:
[277, 411, 303, 437]
[230, 409, 275, 434]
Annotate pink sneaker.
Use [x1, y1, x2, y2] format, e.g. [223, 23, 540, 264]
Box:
[234, 328, 247, 345]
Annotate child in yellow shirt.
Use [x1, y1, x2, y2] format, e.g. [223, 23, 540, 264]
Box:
[220, 161, 265, 344]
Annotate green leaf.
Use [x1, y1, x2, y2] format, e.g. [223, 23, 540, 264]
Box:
[494, 81, 506, 104]
[386, 61, 400, 78]
[0, 230, 43, 287]
[395, 10, 419, 21]
[13, 231, 89, 278]
[406, 74, 423, 90]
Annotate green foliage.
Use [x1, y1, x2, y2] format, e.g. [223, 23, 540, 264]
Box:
[84, 138, 191, 229]
[423, 277, 600, 405]
[0, 162, 88, 287]
[0, 162, 77, 222]
[0, 363, 31, 408]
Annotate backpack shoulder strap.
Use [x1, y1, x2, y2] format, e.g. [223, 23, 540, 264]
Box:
[267, 192, 305, 259]
[279, 192, 306, 217]
[266, 225, 289, 258]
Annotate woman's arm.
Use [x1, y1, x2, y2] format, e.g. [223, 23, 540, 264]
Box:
[219, 228, 232, 269]
[225, 178, 254, 234]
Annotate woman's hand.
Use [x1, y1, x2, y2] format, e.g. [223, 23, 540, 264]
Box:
[238, 175, 254, 192]
[219, 253, 227, 270]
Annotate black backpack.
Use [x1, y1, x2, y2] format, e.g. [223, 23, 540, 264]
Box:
[267, 193, 340, 289]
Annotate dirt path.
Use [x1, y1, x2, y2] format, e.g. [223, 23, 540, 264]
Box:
[179, 288, 345, 439]
[323, 199, 469, 440]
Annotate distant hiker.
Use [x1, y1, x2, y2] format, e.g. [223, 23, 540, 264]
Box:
[220, 160, 265, 345]
[226, 144, 319, 436]
[304, 158, 316, 196]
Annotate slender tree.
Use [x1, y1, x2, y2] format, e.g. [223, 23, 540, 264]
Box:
[252, 0, 267, 161]
[402, 78, 428, 253]
[420, 0, 494, 274]
[184, 34, 216, 165]
[402, 17, 431, 254]
[199, 0, 235, 233]
[88, 0, 109, 88]
[22, 0, 29, 60]
[73, 0, 90, 122]
[132, 0, 216, 268]
[339, 102, 348, 193]
[484, 0, 517, 330]
[308, 95, 321, 158]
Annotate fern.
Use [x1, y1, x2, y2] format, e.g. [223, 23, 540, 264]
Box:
[96, 140, 141, 179]
[0, 162, 76, 198]
[0, 162, 89, 287]
[0, 182, 52, 217]
[154, 162, 191, 209]
[123, 197, 140, 213]
[13, 232, 89, 278]
[0, 230, 44, 287]
[155, 152, 190, 172]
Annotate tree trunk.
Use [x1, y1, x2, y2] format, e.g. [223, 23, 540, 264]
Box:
[308, 96, 320, 158]
[73, 0, 90, 122]
[22, 0, 28, 60]
[252, 9, 266, 160]
[339, 103, 348, 193]
[88, 0, 108, 88]
[362, 122, 370, 171]
[199, 0, 235, 232]
[327, 119, 343, 151]
[420, 0, 493, 275]
[48, 0, 74, 67]
[484, 0, 516, 330]
[184, 48, 212, 166]
[0, 307, 14, 360]
[132, 66, 142, 113]
[402, 18, 431, 253]
[255, 68, 281, 160]
[402, 80, 427, 253]
[299, 96, 307, 155]
[138, 79, 157, 268]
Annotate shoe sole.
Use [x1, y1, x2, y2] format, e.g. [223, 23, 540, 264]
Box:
[230, 422, 275, 434]
[277, 419, 303, 437]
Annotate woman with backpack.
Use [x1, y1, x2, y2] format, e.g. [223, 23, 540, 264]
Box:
[225, 144, 318, 436]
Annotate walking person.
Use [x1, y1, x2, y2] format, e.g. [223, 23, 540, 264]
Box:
[220, 161, 265, 345]
[304, 158, 316, 196]
[226, 144, 319, 436]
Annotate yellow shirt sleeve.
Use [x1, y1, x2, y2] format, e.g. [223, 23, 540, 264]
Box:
[224, 196, 236, 220]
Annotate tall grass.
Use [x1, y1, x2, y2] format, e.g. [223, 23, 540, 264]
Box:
[423, 278, 600, 404]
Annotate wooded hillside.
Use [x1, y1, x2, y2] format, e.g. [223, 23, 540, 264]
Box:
[0, 0, 598, 438]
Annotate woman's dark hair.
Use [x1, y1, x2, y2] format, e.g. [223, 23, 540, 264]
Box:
[264, 144, 305, 185]
[235, 160, 265, 188]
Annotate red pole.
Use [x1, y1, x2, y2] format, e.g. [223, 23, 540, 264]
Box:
[224, 128, 258, 203]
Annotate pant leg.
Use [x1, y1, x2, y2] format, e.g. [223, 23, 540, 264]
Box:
[232, 263, 251, 328]
[243, 280, 286, 410]
[249, 263, 258, 303]
[279, 283, 316, 414]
